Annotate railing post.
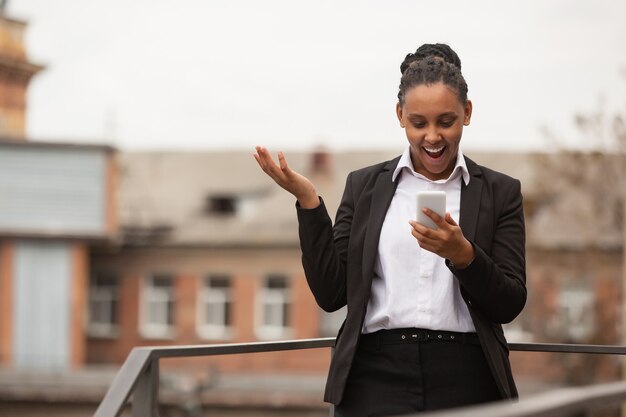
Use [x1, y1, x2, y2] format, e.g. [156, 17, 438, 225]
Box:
[328, 346, 335, 417]
[132, 357, 159, 417]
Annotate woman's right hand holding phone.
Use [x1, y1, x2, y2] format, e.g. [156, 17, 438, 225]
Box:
[253, 146, 320, 209]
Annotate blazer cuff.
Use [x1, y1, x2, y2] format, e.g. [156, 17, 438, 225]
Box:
[295, 196, 323, 210]
[446, 241, 476, 270]
[446, 240, 483, 277]
[295, 196, 330, 225]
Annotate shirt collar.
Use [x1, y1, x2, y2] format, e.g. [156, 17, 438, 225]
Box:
[392, 146, 470, 185]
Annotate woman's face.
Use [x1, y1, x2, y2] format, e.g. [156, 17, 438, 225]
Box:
[396, 82, 472, 181]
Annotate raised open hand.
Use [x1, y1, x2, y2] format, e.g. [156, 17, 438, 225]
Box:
[253, 146, 320, 209]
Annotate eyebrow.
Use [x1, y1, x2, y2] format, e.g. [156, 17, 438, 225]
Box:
[408, 112, 459, 119]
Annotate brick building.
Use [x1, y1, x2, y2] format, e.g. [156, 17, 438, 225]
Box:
[0, 11, 120, 417]
[2, 143, 623, 416]
[87, 150, 391, 376]
[87, 149, 624, 394]
[0, 10, 117, 372]
[468, 152, 624, 391]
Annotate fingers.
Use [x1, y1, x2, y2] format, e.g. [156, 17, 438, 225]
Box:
[409, 220, 436, 242]
[422, 208, 446, 228]
[254, 146, 271, 172]
[277, 151, 291, 175]
[409, 220, 430, 235]
[409, 217, 458, 255]
[253, 149, 268, 174]
[255, 146, 285, 179]
[445, 212, 458, 226]
[409, 220, 434, 237]
[409, 221, 440, 251]
[254, 147, 306, 197]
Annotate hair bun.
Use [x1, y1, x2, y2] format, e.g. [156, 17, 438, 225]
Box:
[397, 44, 468, 105]
[400, 43, 462, 74]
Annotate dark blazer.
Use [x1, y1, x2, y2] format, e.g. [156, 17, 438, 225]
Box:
[296, 155, 527, 405]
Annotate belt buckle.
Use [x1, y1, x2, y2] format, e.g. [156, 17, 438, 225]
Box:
[411, 330, 429, 342]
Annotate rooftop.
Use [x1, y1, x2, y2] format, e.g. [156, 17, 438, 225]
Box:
[116, 149, 624, 250]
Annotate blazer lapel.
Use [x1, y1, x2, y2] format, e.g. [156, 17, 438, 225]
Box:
[359, 155, 482, 290]
[362, 157, 401, 283]
[460, 157, 483, 242]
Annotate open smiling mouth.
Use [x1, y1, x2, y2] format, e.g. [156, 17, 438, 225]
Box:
[423, 145, 446, 159]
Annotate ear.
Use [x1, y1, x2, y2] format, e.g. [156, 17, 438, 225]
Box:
[396, 102, 405, 128]
[463, 100, 473, 126]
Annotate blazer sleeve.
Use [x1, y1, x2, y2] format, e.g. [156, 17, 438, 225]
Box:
[448, 178, 527, 324]
[296, 173, 354, 312]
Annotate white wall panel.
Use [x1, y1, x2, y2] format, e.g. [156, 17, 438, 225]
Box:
[13, 240, 71, 370]
[0, 146, 106, 235]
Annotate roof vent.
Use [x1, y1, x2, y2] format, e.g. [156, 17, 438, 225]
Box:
[205, 195, 237, 216]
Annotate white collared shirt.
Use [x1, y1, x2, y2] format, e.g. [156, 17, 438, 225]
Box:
[362, 146, 476, 333]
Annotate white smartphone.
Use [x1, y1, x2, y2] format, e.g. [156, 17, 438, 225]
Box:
[416, 191, 446, 229]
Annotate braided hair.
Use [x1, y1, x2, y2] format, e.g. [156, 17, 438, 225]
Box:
[397, 43, 468, 106]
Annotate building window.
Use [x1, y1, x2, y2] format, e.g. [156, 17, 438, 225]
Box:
[559, 286, 594, 342]
[206, 195, 237, 215]
[197, 275, 232, 340]
[88, 271, 119, 337]
[256, 275, 291, 340]
[503, 320, 533, 343]
[141, 273, 175, 339]
[320, 306, 346, 337]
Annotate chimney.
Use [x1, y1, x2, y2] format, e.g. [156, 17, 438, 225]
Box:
[311, 146, 332, 176]
[0, 10, 45, 139]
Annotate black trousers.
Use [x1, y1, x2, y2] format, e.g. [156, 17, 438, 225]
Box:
[334, 329, 502, 417]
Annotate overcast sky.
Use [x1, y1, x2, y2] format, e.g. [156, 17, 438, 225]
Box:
[7, 0, 626, 152]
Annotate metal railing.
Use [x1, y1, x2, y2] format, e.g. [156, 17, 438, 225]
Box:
[415, 379, 626, 417]
[94, 339, 626, 417]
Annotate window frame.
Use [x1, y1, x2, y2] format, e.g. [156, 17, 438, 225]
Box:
[559, 285, 594, 342]
[255, 274, 292, 340]
[87, 271, 120, 338]
[196, 274, 233, 340]
[319, 305, 347, 337]
[140, 273, 176, 339]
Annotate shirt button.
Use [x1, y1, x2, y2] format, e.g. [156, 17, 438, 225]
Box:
[420, 271, 430, 278]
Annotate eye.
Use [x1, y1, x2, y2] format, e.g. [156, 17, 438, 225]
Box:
[411, 121, 426, 129]
[439, 119, 455, 128]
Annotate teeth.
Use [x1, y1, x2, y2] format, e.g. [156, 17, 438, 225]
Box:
[424, 146, 445, 153]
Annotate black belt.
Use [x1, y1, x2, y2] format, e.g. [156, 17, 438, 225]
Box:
[359, 328, 480, 347]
